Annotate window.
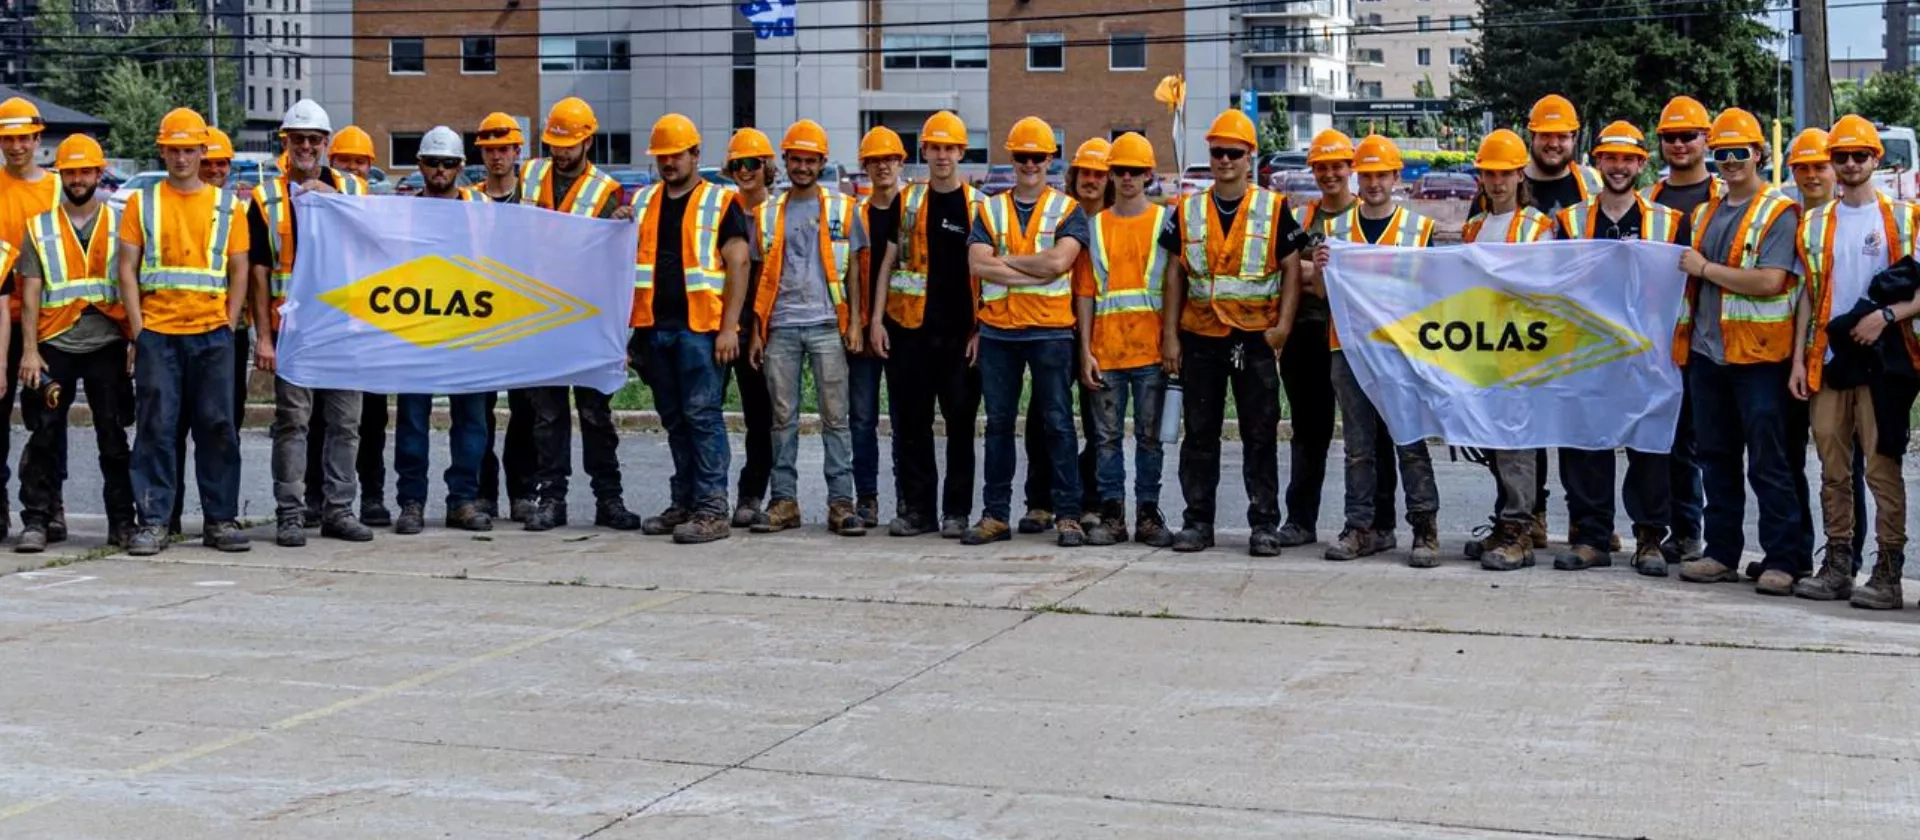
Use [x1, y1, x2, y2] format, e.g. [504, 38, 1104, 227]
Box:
[295, 59, 302, 80]
[391, 132, 423, 165]
[249, 54, 256, 75]
[587, 133, 634, 166]
[266, 87, 275, 112]
[1449, 47, 1469, 66]
[881, 34, 988, 70]
[540, 37, 632, 72]
[1416, 47, 1430, 66]
[295, 22, 302, 46]
[1417, 15, 1431, 32]
[1027, 32, 1064, 71]
[463, 36, 496, 74]
[1366, 13, 1382, 25]
[282, 56, 290, 77]
[246, 16, 253, 35]
[1109, 33, 1146, 70]
[390, 37, 425, 74]
[1357, 81, 1383, 99]
[247, 85, 255, 110]
[1450, 15, 1470, 31]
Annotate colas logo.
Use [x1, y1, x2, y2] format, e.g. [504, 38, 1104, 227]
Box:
[319, 255, 599, 351]
[1368, 286, 1649, 388]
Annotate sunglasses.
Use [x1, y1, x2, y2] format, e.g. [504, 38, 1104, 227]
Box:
[419, 157, 463, 170]
[1209, 146, 1247, 161]
[1659, 131, 1702, 145]
[477, 127, 515, 141]
[284, 132, 328, 147]
[728, 158, 765, 173]
[1012, 152, 1049, 166]
[1830, 149, 1875, 165]
[1710, 147, 1755, 164]
[1112, 166, 1151, 177]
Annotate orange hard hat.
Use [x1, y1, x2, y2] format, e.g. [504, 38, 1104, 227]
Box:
[1658, 96, 1712, 133]
[922, 111, 968, 148]
[1591, 121, 1649, 159]
[476, 112, 524, 148]
[0, 97, 43, 137]
[156, 108, 210, 148]
[1107, 132, 1155, 169]
[330, 125, 374, 160]
[542, 97, 598, 148]
[202, 128, 235, 162]
[647, 113, 701, 157]
[53, 134, 104, 171]
[782, 119, 829, 156]
[859, 126, 906, 161]
[1351, 134, 1403, 174]
[1707, 108, 1764, 149]
[1527, 94, 1580, 134]
[1005, 116, 1058, 154]
[1475, 129, 1529, 171]
[1306, 129, 1355, 164]
[727, 127, 774, 162]
[1071, 138, 1110, 172]
[1786, 128, 1830, 166]
[1828, 114, 1883, 156]
[1206, 109, 1258, 149]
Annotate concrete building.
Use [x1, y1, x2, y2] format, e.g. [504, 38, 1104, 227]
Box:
[988, 0, 1182, 164]
[242, 0, 314, 151]
[1186, 0, 1351, 156]
[1349, 0, 1474, 99]
[1887, 1, 1918, 70]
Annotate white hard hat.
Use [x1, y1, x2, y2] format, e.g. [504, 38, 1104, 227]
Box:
[418, 126, 464, 160]
[280, 98, 332, 134]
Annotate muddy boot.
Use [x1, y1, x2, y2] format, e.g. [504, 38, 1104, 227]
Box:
[275, 513, 307, 547]
[361, 499, 393, 528]
[394, 501, 426, 535]
[14, 524, 45, 554]
[594, 498, 643, 531]
[1408, 512, 1440, 568]
[323, 512, 376, 541]
[1677, 557, 1741, 583]
[1087, 500, 1127, 546]
[1794, 545, 1856, 601]
[1275, 521, 1315, 547]
[828, 500, 867, 537]
[731, 497, 764, 529]
[1170, 523, 1214, 552]
[1479, 521, 1535, 572]
[940, 515, 967, 540]
[644, 506, 693, 536]
[672, 511, 732, 545]
[1248, 526, 1282, 557]
[523, 499, 567, 532]
[1134, 504, 1173, 548]
[888, 509, 936, 537]
[47, 502, 66, 544]
[857, 495, 880, 529]
[203, 520, 252, 553]
[1850, 550, 1905, 610]
[108, 519, 136, 550]
[1056, 517, 1086, 548]
[1632, 525, 1668, 577]
[442, 503, 492, 533]
[962, 516, 1012, 545]
[1324, 527, 1375, 562]
[1017, 507, 1053, 534]
[1553, 543, 1613, 571]
[754, 498, 801, 533]
[1530, 512, 1549, 548]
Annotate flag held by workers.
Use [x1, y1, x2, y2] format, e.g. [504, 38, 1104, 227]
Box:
[276, 193, 637, 395]
[1324, 239, 1689, 452]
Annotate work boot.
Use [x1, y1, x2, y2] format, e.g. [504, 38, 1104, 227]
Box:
[1056, 517, 1086, 548]
[1794, 545, 1856, 601]
[128, 525, 167, 556]
[962, 516, 1012, 545]
[1661, 536, 1705, 563]
[1756, 569, 1796, 596]
[323, 513, 376, 541]
[1324, 528, 1376, 562]
[1530, 512, 1549, 548]
[643, 506, 692, 536]
[0, 498, 11, 540]
[1609, 532, 1622, 553]
[731, 497, 764, 529]
[888, 510, 935, 537]
[47, 503, 66, 543]
[1371, 529, 1398, 553]
[754, 498, 801, 533]
[1463, 519, 1496, 561]
[1135, 504, 1174, 548]
[1087, 500, 1127, 546]
[477, 499, 499, 519]
[1850, 550, 1905, 610]
[672, 511, 732, 544]
[1017, 507, 1053, 534]
[1553, 543, 1613, 571]
[1248, 526, 1282, 557]
[108, 520, 136, 550]
[523, 499, 567, 532]
[1171, 523, 1214, 553]
[1744, 561, 1764, 581]
[301, 506, 321, 528]
[829, 500, 867, 536]
[395, 501, 427, 535]
[1478, 522, 1535, 571]
[443, 503, 492, 533]
[275, 513, 308, 547]
[509, 497, 538, 524]
[1677, 558, 1741, 583]
[361, 499, 393, 528]
[1632, 525, 1668, 577]
[14, 525, 46, 554]
[1275, 521, 1315, 548]
[940, 515, 967, 540]
[203, 520, 252, 553]
[1408, 512, 1440, 568]
[858, 495, 880, 529]
[594, 499, 643, 531]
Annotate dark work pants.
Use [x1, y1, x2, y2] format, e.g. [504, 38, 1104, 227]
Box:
[1689, 356, 1809, 575]
[136, 328, 240, 527]
[725, 350, 774, 504]
[1280, 318, 1335, 530]
[306, 392, 388, 509]
[1668, 371, 1704, 542]
[885, 322, 979, 521]
[21, 341, 133, 528]
[1177, 329, 1281, 531]
[169, 326, 245, 532]
[481, 388, 536, 507]
[527, 385, 623, 504]
[1560, 447, 1671, 550]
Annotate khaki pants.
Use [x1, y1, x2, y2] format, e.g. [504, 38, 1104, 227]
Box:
[1810, 385, 1906, 549]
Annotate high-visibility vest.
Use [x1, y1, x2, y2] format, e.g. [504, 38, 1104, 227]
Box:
[1176, 187, 1286, 336]
[1324, 204, 1434, 350]
[1555, 194, 1682, 244]
[979, 188, 1078, 330]
[853, 193, 893, 335]
[252, 167, 358, 304]
[1461, 206, 1554, 243]
[1676, 190, 1800, 365]
[633, 180, 736, 332]
[1090, 204, 1169, 319]
[754, 185, 857, 340]
[337, 173, 369, 196]
[26, 204, 125, 340]
[1569, 165, 1603, 201]
[1799, 194, 1920, 391]
[1291, 197, 1352, 233]
[136, 182, 242, 296]
[2, 173, 58, 323]
[888, 182, 985, 328]
[1641, 175, 1727, 207]
[517, 159, 617, 217]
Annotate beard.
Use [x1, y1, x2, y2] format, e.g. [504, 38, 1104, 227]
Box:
[63, 185, 96, 206]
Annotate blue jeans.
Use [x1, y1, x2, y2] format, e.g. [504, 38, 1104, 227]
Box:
[640, 328, 729, 515]
[395, 393, 489, 506]
[765, 324, 854, 503]
[133, 327, 240, 526]
[1093, 365, 1165, 505]
[1688, 355, 1809, 574]
[980, 335, 1081, 522]
[849, 353, 884, 499]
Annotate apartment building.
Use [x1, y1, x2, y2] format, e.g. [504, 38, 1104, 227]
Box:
[1887, 1, 1918, 70]
[1349, 0, 1474, 99]
[242, 0, 314, 151]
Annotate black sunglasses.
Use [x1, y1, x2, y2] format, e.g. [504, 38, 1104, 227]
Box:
[1710, 147, 1755, 163]
[1831, 149, 1875, 165]
[418, 157, 463, 170]
[1112, 166, 1151, 177]
[477, 127, 515, 141]
[728, 158, 765, 173]
[1209, 146, 1247, 161]
[1659, 131, 1702, 144]
[1012, 152, 1049, 166]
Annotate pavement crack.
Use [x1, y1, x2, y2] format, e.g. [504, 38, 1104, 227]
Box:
[0, 592, 222, 645]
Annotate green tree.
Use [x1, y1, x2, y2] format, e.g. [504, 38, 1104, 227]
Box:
[97, 62, 174, 159]
[1259, 108, 1292, 151]
[1456, 0, 1780, 131]
[34, 0, 242, 148]
[1413, 75, 1436, 99]
[1834, 71, 1920, 128]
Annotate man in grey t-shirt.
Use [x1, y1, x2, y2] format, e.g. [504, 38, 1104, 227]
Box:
[1673, 107, 1810, 592]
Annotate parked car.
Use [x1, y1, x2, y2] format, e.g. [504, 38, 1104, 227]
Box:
[1259, 151, 1308, 187]
[699, 166, 735, 187]
[106, 171, 166, 211]
[1412, 172, 1476, 200]
[606, 169, 656, 205]
[1270, 171, 1323, 203]
[844, 172, 872, 197]
[1179, 164, 1215, 197]
[393, 172, 425, 196]
[980, 165, 1016, 196]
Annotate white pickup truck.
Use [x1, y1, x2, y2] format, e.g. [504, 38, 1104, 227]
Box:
[1870, 124, 1919, 200]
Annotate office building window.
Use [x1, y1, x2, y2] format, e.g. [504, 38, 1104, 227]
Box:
[1109, 33, 1146, 70]
[540, 37, 633, 72]
[1357, 81, 1383, 99]
[1417, 15, 1432, 32]
[1451, 15, 1471, 31]
[266, 87, 275, 112]
[463, 36, 496, 74]
[247, 86, 255, 110]
[391, 132, 423, 165]
[1450, 47, 1469, 66]
[1417, 47, 1430, 66]
[1027, 33, 1065, 71]
[587, 133, 634, 166]
[881, 34, 988, 70]
[390, 37, 425, 74]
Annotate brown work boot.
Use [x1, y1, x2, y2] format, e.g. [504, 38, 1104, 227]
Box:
[1632, 525, 1668, 577]
[1756, 569, 1796, 596]
[1479, 521, 1534, 571]
[1553, 543, 1612, 571]
[1056, 517, 1086, 548]
[1323, 527, 1375, 562]
[1017, 507, 1054, 534]
[1087, 500, 1128, 546]
[672, 511, 732, 544]
[754, 498, 802, 533]
[828, 500, 866, 537]
[1794, 545, 1856, 601]
[962, 516, 1012, 545]
[1530, 512, 1549, 548]
[1407, 512, 1440, 568]
[1850, 550, 1905, 610]
[1678, 558, 1741, 583]
[1134, 504, 1173, 548]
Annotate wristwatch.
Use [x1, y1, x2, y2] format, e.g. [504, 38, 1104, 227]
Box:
[1883, 307, 1897, 324]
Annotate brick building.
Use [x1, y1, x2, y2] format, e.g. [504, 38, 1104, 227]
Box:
[987, 0, 1184, 164]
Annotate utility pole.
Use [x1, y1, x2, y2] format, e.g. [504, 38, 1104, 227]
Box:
[205, 0, 218, 126]
[1802, 0, 1832, 127]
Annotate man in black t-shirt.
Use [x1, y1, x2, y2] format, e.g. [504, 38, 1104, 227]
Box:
[851, 127, 905, 529]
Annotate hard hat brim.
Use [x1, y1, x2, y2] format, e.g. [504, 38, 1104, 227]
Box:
[1351, 163, 1402, 174]
[544, 131, 591, 148]
[648, 142, 697, 157]
[1591, 143, 1649, 159]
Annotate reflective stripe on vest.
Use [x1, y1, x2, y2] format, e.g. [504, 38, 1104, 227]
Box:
[1326, 204, 1433, 247]
[518, 159, 613, 216]
[981, 189, 1073, 303]
[1556, 197, 1681, 243]
[634, 181, 733, 299]
[1462, 207, 1552, 243]
[1801, 195, 1916, 388]
[255, 177, 293, 298]
[1685, 191, 1796, 329]
[1179, 188, 1284, 305]
[138, 183, 237, 294]
[1090, 204, 1169, 318]
[891, 182, 983, 300]
[756, 187, 854, 308]
[30, 206, 120, 307]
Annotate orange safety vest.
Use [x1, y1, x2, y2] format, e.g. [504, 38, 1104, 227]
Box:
[2, 172, 59, 323]
[1675, 190, 1800, 365]
[517, 158, 618, 217]
[1799, 193, 1920, 391]
[1085, 204, 1170, 370]
[251, 167, 357, 330]
[1554, 194, 1683, 244]
[632, 180, 738, 332]
[1323, 204, 1434, 350]
[754, 185, 857, 341]
[853, 193, 896, 336]
[1176, 187, 1287, 336]
[25, 203, 127, 340]
[1461, 206, 1554, 244]
[887, 182, 985, 328]
[978, 188, 1078, 330]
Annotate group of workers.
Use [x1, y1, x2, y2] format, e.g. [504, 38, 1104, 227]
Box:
[0, 88, 1911, 613]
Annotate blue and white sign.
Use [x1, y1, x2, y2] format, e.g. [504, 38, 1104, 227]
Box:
[1240, 88, 1258, 122]
[740, 0, 797, 39]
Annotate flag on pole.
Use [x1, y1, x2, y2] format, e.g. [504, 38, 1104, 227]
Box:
[741, 0, 797, 38]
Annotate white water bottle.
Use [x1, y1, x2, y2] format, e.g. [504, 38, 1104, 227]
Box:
[1158, 378, 1183, 443]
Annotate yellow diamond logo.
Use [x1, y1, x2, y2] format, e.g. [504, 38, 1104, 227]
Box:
[1368, 286, 1649, 388]
[318, 255, 599, 351]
